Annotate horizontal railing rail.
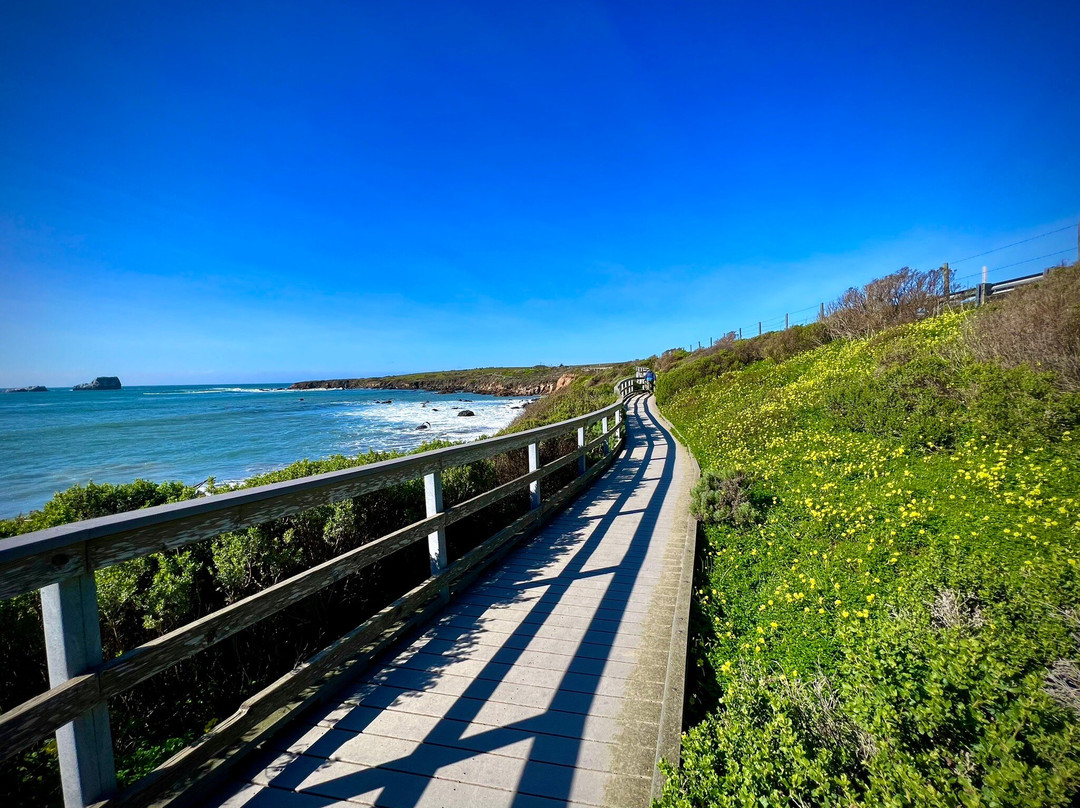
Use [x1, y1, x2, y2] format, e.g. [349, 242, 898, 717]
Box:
[945, 269, 1050, 307]
[0, 375, 649, 808]
[0, 402, 629, 601]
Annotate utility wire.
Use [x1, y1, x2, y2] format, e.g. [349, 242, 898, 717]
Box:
[694, 225, 1077, 352]
[949, 225, 1074, 265]
[994, 248, 1076, 272]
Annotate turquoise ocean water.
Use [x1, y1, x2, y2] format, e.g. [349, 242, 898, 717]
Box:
[0, 385, 531, 518]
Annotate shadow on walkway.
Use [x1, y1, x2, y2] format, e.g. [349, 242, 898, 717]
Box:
[222, 394, 681, 808]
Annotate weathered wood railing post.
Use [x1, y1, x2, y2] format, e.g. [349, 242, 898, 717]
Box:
[577, 425, 587, 474]
[41, 575, 117, 808]
[601, 417, 609, 456]
[424, 471, 448, 601]
[528, 442, 541, 509]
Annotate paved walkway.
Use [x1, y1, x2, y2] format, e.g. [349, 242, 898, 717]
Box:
[214, 394, 694, 808]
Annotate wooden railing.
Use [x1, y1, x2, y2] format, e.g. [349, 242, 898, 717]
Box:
[0, 376, 649, 808]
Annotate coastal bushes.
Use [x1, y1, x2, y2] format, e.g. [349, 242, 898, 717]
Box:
[654, 323, 829, 405]
[656, 352, 744, 405]
[656, 298, 1080, 806]
[825, 266, 944, 339]
[0, 444, 526, 805]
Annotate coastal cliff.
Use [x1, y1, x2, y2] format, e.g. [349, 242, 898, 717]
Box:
[291, 366, 584, 397]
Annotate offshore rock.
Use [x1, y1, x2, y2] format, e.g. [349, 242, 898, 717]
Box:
[457, 410, 476, 417]
[3, 385, 48, 393]
[73, 376, 122, 391]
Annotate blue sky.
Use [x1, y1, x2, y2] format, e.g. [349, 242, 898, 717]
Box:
[2, 1, 1078, 385]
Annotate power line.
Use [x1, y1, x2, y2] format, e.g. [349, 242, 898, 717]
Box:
[950, 225, 1074, 265]
[692, 220, 1077, 351]
[994, 248, 1076, 272]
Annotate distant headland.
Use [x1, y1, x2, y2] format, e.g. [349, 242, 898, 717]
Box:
[289, 365, 605, 397]
[73, 376, 122, 391]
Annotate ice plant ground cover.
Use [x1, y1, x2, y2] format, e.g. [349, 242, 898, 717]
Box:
[656, 312, 1080, 807]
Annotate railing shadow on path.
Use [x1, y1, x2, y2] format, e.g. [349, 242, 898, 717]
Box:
[228, 394, 678, 807]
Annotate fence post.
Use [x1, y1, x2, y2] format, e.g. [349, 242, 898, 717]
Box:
[41, 576, 117, 808]
[601, 417, 609, 456]
[577, 425, 587, 474]
[527, 443, 541, 509]
[424, 472, 448, 600]
[977, 266, 990, 306]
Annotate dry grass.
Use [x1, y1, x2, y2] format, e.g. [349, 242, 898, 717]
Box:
[930, 589, 985, 630]
[964, 263, 1080, 391]
[778, 673, 878, 762]
[1045, 659, 1080, 717]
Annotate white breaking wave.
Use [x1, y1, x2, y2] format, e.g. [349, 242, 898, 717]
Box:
[143, 387, 294, 395]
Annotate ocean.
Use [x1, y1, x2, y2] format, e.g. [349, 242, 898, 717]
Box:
[0, 385, 533, 519]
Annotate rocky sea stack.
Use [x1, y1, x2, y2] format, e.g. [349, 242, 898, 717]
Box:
[73, 376, 122, 391]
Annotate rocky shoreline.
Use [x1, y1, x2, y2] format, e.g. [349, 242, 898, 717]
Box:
[289, 372, 575, 398]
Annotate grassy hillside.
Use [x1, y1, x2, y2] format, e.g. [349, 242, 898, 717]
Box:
[656, 273, 1080, 806]
[500, 362, 634, 432]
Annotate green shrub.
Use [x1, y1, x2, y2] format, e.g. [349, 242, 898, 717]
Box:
[656, 352, 743, 405]
[0, 479, 200, 538]
[690, 470, 760, 527]
[823, 355, 966, 449]
[655, 324, 831, 405]
[756, 322, 831, 362]
[657, 347, 692, 372]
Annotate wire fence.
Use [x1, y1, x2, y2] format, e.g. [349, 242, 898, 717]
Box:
[677, 221, 1079, 353]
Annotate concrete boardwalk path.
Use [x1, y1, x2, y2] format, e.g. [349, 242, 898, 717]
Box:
[213, 394, 695, 808]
